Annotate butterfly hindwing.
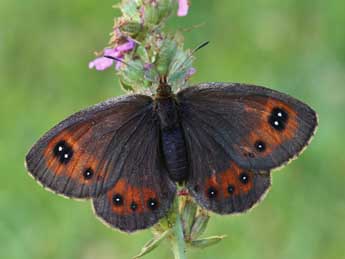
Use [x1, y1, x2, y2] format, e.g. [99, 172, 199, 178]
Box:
[179, 113, 271, 214]
[177, 83, 318, 171]
[26, 95, 157, 199]
[92, 115, 176, 232]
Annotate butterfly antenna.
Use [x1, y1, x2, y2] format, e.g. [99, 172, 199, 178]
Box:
[192, 41, 210, 54]
[170, 41, 210, 76]
[104, 55, 138, 71]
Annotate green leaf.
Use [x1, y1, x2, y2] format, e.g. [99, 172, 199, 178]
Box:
[190, 235, 227, 249]
[133, 230, 171, 259]
[180, 198, 197, 239]
[190, 211, 210, 240]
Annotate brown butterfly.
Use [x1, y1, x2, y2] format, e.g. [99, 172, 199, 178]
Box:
[25, 81, 318, 232]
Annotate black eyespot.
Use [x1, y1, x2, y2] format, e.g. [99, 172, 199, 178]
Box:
[83, 168, 94, 180]
[130, 202, 138, 211]
[207, 187, 218, 199]
[53, 140, 73, 164]
[227, 185, 235, 194]
[147, 198, 159, 210]
[255, 140, 266, 152]
[112, 194, 123, 206]
[194, 185, 200, 193]
[269, 107, 288, 131]
[239, 172, 250, 184]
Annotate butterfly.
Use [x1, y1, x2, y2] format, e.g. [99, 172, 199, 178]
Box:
[25, 81, 317, 232]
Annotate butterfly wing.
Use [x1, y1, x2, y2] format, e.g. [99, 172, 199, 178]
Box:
[92, 116, 176, 232]
[179, 111, 271, 214]
[177, 82, 317, 214]
[26, 94, 176, 232]
[26, 95, 159, 197]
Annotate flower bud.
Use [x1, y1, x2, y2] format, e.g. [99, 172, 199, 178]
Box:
[119, 20, 143, 37]
[142, 0, 174, 26]
[155, 39, 177, 76]
[117, 59, 145, 92]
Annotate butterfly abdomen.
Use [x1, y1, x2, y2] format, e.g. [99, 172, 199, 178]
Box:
[156, 97, 188, 182]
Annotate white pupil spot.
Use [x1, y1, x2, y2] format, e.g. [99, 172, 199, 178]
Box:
[277, 112, 283, 117]
[274, 121, 279, 126]
[58, 146, 63, 152]
[64, 154, 69, 159]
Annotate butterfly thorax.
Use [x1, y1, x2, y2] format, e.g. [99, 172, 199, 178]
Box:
[155, 77, 173, 99]
[155, 93, 189, 183]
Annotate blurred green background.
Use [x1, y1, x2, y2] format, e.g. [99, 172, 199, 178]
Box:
[1, 0, 344, 258]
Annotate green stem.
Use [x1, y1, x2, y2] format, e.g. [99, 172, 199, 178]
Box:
[170, 213, 186, 259]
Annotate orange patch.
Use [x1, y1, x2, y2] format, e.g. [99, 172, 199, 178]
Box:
[204, 162, 254, 199]
[42, 123, 106, 185]
[242, 98, 298, 157]
[107, 179, 156, 215]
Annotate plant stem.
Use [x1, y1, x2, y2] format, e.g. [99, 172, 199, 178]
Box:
[170, 213, 186, 259]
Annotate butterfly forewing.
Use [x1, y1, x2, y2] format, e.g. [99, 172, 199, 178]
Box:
[26, 95, 155, 198]
[177, 83, 318, 171]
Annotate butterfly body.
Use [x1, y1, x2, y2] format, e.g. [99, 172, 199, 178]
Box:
[25, 82, 317, 232]
[156, 96, 189, 182]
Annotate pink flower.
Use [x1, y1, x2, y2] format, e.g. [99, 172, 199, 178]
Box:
[89, 39, 135, 71]
[186, 67, 196, 78]
[116, 39, 135, 52]
[89, 49, 118, 70]
[177, 0, 189, 16]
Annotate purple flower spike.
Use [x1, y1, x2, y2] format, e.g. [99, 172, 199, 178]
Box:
[177, 0, 189, 16]
[88, 49, 118, 71]
[89, 39, 135, 71]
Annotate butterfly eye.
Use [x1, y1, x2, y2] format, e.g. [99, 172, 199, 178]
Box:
[53, 140, 73, 164]
[83, 168, 94, 180]
[239, 172, 250, 184]
[207, 187, 218, 199]
[147, 198, 159, 210]
[112, 194, 124, 206]
[269, 107, 288, 131]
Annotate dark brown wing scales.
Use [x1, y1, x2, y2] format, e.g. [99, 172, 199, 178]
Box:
[25, 95, 154, 199]
[177, 83, 317, 171]
[180, 115, 270, 214]
[177, 82, 317, 213]
[201, 164, 270, 214]
[92, 116, 176, 232]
